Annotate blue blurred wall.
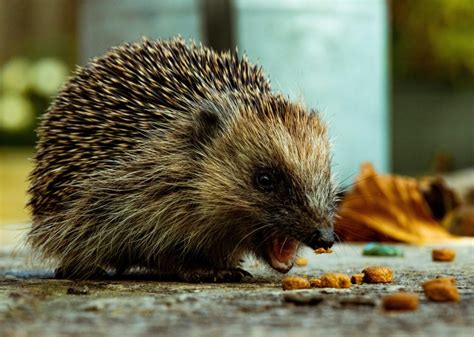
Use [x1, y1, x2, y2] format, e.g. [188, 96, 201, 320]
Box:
[235, 0, 389, 181]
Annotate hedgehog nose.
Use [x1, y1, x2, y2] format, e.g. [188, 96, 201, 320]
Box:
[306, 228, 334, 250]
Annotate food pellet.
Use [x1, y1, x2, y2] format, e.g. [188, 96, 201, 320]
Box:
[282, 276, 311, 290]
[351, 273, 364, 285]
[422, 277, 460, 302]
[383, 292, 419, 311]
[309, 278, 322, 288]
[362, 266, 393, 283]
[295, 257, 308, 267]
[320, 273, 351, 288]
[432, 248, 456, 262]
[315, 248, 333, 254]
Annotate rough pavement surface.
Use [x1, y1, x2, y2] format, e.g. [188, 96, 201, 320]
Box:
[0, 242, 473, 337]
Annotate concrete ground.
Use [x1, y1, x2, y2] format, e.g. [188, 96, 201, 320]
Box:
[0, 242, 473, 337]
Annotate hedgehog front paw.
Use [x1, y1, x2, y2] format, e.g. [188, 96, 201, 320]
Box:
[178, 268, 252, 283]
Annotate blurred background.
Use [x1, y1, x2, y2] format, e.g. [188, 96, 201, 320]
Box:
[1, 0, 473, 243]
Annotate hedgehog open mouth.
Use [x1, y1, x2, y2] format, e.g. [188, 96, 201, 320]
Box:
[266, 235, 300, 273]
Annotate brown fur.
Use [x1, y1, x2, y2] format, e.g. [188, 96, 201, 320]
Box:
[27, 37, 336, 278]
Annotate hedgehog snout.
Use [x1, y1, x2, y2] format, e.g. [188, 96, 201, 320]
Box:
[304, 227, 335, 250]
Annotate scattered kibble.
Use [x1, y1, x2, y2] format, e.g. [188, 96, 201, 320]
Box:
[295, 257, 308, 267]
[422, 277, 460, 302]
[309, 278, 322, 288]
[383, 292, 419, 311]
[432, 248, 456, 262]
[362, 266, 393, 283]
[282, 276, 311, 290]
[351, 273, 364, 285]
[315, 248, 333, 254]
[320, 273, 351, 288]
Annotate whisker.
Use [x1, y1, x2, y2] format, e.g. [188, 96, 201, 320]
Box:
[279, 236, 289, 256]
[229, 222, 275, 258]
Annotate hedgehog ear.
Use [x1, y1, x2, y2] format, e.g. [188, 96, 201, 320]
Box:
[190, 109, 223, 149]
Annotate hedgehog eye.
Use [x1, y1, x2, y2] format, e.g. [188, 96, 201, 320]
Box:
[255, 170, 276, 192]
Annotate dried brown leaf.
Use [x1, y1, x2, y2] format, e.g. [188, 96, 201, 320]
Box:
[335, 163, 456, 244]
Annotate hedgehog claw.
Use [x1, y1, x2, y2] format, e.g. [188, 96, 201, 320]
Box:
[179, 268, 252, 283]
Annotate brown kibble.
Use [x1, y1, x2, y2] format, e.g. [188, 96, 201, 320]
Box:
[320, 273, 351, 288]
[383, 292, 419, 311]
[295, 257, 308, 267]
[282, 276, 311, 290]
[432, 248, 456, 262]
[351, 273, 364, 285]
[422, 277, 460, 302]
[309, 278, 322, 288]
[423, 276, 456, 287]
[362, 266, 393, 283]
[315, 248, 333, 254]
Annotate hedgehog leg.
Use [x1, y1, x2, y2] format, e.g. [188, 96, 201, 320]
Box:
[54, 265, 109, 280]
[178, 268, 252, 283]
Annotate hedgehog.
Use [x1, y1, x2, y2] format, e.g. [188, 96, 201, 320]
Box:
[27, 37, 336, 282]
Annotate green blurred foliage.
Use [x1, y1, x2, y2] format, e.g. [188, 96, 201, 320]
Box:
[391, 0, 474, 85]
[0, 57, 69, 145]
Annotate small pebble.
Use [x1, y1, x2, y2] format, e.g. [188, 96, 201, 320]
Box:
[67, 285, 90, 295]
[362, 243, 404, 257]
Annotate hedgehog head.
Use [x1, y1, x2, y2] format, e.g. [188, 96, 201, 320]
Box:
[189, 93, 337, 273]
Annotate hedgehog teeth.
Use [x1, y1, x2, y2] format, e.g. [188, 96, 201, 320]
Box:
[267, 236, 299, 273]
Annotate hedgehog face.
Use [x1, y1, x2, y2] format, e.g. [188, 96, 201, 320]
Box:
[249, 162, 336, 273]
[193, 97, 336, 273]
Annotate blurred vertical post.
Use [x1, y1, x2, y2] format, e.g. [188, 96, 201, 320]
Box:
[235, 0, 389, 182]
[201, 0, 235, 52]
